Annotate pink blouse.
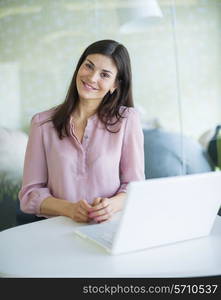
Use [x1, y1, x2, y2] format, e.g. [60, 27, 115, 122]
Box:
[18, 106, 145, 214]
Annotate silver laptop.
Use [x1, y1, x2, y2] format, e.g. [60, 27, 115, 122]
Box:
[74, 171, 221, 255]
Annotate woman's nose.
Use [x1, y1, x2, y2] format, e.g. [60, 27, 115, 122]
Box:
[88, 71, 98, 83]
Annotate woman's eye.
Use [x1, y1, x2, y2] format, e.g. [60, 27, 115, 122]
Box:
[85, 63, 93, 70]
[101, 72, 110, 78]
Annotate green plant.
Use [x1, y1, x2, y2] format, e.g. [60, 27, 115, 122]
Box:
[0, 172, 21, 203]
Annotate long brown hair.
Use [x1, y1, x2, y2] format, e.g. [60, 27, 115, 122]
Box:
[44, 39, 134, 139]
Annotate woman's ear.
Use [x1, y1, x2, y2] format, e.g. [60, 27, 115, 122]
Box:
[110, 80, 119, 94]
[110, 87, 116, 94]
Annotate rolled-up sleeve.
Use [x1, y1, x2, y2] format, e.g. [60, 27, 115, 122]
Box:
[117, 109, 145, 193]
[18, 114, 52, 214]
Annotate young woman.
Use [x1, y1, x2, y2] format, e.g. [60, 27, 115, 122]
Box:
[18, 39, 145, 223]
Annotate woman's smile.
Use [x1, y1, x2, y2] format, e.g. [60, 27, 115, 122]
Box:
[81, 80, 98, 91]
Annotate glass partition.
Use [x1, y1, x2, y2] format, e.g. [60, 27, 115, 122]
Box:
[169, 0, 221, 175]
[0, 0, 220, 178]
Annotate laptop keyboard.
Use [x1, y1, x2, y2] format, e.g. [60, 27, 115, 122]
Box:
[90, 224, 117, 245]
[74, 216, 120, 250]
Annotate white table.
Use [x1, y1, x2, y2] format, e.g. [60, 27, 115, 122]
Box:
[0, 216, 221, 278]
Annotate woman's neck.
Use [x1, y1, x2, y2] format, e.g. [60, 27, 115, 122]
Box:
[73, 98, 101, 120]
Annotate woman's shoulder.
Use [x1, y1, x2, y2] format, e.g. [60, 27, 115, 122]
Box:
[31, 107, 56, 124]
[119, 106, 140, 119]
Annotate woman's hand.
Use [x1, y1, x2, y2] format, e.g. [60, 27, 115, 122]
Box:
[89, 197, 113, 223]
[89, 193, 126, 223]
[70, 199, 92, 223]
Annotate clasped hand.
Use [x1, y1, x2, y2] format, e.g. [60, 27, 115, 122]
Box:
[72, 197, 114, 223]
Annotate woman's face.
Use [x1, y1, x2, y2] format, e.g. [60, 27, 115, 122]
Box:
[76, 54, 118, 102]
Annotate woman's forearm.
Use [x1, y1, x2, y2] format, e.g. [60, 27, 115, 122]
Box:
[109, 192, 127, 213]
[40, 196, 73, 217]
[40, 192, 126, 218]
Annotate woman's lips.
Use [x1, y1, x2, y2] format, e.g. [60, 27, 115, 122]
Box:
[82, 81, 98, 91]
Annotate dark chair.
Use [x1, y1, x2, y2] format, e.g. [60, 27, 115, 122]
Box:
[16, 199, 45, 226]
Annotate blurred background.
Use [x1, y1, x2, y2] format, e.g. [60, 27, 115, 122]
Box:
[0, 0, 221, 230]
